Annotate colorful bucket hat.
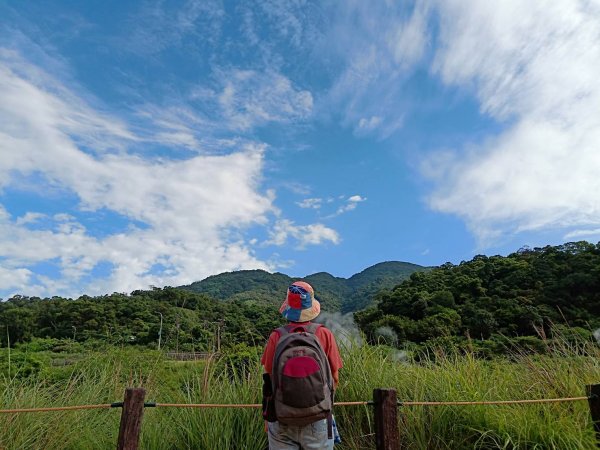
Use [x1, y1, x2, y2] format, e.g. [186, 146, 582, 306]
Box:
[279, 281, 321, 322]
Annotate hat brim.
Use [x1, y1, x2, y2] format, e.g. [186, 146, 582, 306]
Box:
[279, 298, 321, 322]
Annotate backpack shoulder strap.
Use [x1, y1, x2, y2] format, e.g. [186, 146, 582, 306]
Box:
[274, 326, 290, 338]
[305, 322, 322, 334]
[275, 322, 320, 338]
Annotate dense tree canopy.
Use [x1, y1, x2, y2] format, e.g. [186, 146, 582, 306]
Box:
[1, 243, 598, 356]
[181, 262, 423, 312]
[355, 242, 600, 351]
[0, 288, 283, 351]
[0, 261, 422, 351]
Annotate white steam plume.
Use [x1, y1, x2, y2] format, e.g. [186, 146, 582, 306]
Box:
[316, 312, 363, 348]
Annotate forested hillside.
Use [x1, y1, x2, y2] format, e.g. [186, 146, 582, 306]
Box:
[355, 241, 600, 353]
[0, 261, 422, 350]
[2, 244, 599, 355]
[343, 261, 427, 312]
[180, 269, 347, 311]
[0, 288, 283, 350]
[180, 261, 424, 312]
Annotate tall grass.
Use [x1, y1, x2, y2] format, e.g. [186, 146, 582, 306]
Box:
[1, 337, 599, 449]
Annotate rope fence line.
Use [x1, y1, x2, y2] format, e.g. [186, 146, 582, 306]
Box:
[401, 396, 590, 406]
[0, 395, 591, 414]
[154, 396, 591, 408]
[156, 402, 261, 408]
[0, 404, 114, 414]
[2, 387, 598, 449]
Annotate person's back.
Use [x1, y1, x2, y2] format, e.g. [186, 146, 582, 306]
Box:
[261, 281, 342, 450]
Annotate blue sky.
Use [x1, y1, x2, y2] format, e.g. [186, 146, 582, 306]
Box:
[1, 1, 600, 298]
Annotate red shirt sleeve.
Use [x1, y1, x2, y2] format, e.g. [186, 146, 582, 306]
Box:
[315, 326, 343, 387]
[260, 331, 279, 375]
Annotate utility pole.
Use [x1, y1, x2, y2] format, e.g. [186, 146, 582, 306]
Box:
[216, 320, 224, 353]
[175, 316, 180, 354]
[217, 320, 221, 353]
[157, 312, 163, 351]
[207, 320, 224, 353]
[6, 326, 10, 379]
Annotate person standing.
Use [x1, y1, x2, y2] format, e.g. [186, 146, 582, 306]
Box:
[261, 281, 343, 450]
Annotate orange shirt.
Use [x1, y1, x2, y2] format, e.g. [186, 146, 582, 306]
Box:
[261, 322, 343, 388]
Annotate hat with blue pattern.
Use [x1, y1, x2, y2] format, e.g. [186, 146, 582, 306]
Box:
[279, 281, 321, 322]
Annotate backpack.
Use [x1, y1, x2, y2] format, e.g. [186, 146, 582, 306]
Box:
[271, 323, 334, 426]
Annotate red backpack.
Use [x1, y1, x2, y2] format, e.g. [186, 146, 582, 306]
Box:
[270, 323, 334, 426]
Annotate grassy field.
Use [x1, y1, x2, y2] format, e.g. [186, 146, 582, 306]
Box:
[1, 336, 599, 449]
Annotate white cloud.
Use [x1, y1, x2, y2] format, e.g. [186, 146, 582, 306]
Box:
[297, 198, 322, 209]
[423, 0, 600, 242]
[390, 1, 430, 68]
[323, 2, 429, 138]
[299, 223, 340, 246]
[335, 204, 357, 215]
[348, 195, 366, 203]
[266, 219, 340, 248]
[134, 104, 209, 151]
[15, 212, 47, 226]
[122, 0, 224, 56]
[564, 229, 600, 240]
[357, 116, 383, 132]
[0, 265, 32, 295]
[330, 195, 367, 217]
[0, 48, 280, 297]
[218, 69, 313, 131]
[294, 194, 367, 219]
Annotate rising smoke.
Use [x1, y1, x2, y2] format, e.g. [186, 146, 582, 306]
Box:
[374, 326, 409, 363]
[315, 312, 363, 348]
[374, 326, 398, 347]
[316, 312, 410, 363]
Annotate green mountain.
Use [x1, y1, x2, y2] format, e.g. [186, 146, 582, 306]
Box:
[179, 261, 425, 313]
[0, 261, 423, 352]
[344, 261, 429, 313]
[355, 241, 600, 352]
[4, 243, 598, 356]
[0, 287, 284, 351]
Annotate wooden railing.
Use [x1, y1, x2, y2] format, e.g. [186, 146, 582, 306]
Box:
[1, 385, 598, 449]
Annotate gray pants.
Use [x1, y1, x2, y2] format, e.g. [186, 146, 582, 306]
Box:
[267, 419, 334, 450]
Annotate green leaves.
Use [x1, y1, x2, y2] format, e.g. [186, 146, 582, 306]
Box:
[0, 287, 282, 351]
[355, 241, 600, 355]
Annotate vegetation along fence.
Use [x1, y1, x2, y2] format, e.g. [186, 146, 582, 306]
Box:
[1, 385, 599, 450]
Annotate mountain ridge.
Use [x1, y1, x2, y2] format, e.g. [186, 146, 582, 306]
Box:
[179, 261, 426, 313]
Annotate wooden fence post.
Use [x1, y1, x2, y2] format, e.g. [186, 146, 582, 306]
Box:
[117, 388, 146, 450]
[587, 384, 600, 447]
[373, 388, 400, 450]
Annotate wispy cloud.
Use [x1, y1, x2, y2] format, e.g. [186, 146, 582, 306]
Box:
[0, 46, 280, 297]
[356, 116, 382, 133]
[321, 1, 430, 139]
[265, 219, 340, 248]
[15, 212, 47, 226]
[296, 195, 367, 218]
[422, 0, 600, 243]
[122, 0, 224, 56]
[296, 198, 323, 209]
[131, 68, 314, 145]
[563, 229, 600, 240]
[330, 195, 367, 217]
[0, 265, 32, 294]
[217, 69, 313, 131]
